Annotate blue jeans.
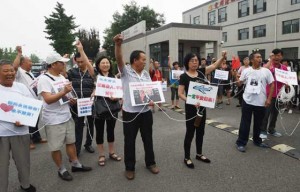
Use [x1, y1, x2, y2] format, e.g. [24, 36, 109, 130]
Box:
[236, 101, 265, 146]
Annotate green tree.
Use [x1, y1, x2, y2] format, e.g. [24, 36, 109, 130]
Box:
[0, 47, 17, 62]
[44, 2, 78, 55]
[77, 28, 100, 60]
[102, 1, 165, 60]
[30, 53, 40, 63]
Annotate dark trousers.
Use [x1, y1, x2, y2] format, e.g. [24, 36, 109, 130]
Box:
[29, 118, 41, 143]
[237, 86, 244, 105]
[123, 110, 155, 171]
[261, 98, 278, 134]
[72, 111, 94, 155]
[236, 101, 265, 146]
[171, 87, 179, 100]
[184, 105, 206, 159]
[95, 118, 117, 144]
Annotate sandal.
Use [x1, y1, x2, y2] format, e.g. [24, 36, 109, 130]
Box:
[175, 106, 181, 109]
[109, 153, 122, 161]
[98, 156, 106, 166]
[195, 154, 211, 163]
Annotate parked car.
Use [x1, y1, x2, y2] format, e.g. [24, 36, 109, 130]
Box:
[31, 63, 46, 77]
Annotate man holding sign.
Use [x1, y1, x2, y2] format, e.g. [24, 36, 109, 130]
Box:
[114, 34, 159, 180]
[0, 60, 36, 192]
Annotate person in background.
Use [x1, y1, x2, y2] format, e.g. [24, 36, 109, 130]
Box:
[0, 59, 36, 192]
[13, 46, 47, 150]
[236, 57, 250, 107]
[168, 56, 181, 109]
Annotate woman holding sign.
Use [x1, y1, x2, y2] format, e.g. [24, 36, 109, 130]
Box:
[94, 56, 121, 166]
[178, 51, 226, 169]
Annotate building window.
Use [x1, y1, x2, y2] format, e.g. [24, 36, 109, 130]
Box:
[291, 0, 300, 5]
[191, 47, 200, 55]
[253, 0, 266, 14]
[282, 19, 299, 34]
[218, 7, 227, 23]
[208, 11, 216, 25]
[259, 49, 266, 61]
[193, 16, 200, 25]
[239, 0, 249, 17]
[238, 28, 249, 40]
[238, 51, 249, 61]
[282, 47, 299, 59]
[253, 25, 266, 38]
[222, 32, 227, 42]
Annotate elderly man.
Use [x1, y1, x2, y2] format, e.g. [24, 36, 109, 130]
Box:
[114, 34, 159, 180]
[13, 46, 47, 149]
[0, 59, 36, 192]
[37, 52, 92, 181]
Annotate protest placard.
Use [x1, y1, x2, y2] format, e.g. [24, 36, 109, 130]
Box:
[275, 68, 298, 85]
[77, 98, 93, 117]
[161, 81, 167, 92]
[0, 92, 42, 127]
[186, 81, 218, 108]
[129, 81, 165, 106]
[171, 70, 184, 79]
[51, 79, 77, 105]
[95, 76, 123, 98]
[214, 69, 229, 80]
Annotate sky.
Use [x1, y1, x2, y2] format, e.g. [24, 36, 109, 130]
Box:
[0, 0, 210, 60]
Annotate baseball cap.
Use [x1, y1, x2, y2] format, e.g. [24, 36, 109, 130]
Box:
[46, 52, 70, 65]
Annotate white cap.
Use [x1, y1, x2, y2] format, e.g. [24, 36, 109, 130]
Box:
[46, 52, 70, 65]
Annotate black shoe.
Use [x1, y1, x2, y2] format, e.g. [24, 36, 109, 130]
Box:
[236, 145, 246, 152]
[58, 171, 73, 181]
[254, 142, 269, 148]
[184, 158, 194, 169]
[195, 155, 211, 163]
[21, 184, 36, 192]
[85, 145, 95, 153]
[71, 165, 92, 172]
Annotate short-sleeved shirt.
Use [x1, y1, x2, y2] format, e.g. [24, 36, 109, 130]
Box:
[0, 82, 32, 136]
[15, 67, 38, 98]
[37, 73, 72, 125]
[120, 65, 151, 113]
[169, 68, 181, 88]
[240, 67, 274, 106]
[150, 69, 163, 81]
[67, 68, 95, 98]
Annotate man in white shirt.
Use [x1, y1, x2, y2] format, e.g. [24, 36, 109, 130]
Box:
[13, 46, 47, 149]
[37, 52, 92, 181]
[0, 59, 36, 192]
[235, 51, 274, 152]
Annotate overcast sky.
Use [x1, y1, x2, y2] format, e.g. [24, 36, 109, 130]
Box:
[0, 0, 210, 60]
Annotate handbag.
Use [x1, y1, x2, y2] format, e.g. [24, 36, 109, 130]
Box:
[93, 97, 121, 118]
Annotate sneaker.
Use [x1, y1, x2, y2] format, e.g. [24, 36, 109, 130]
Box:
[259, 132, 268, 139]
[236, 145, 246, 152]
[71, 165, 92, 172]
[270, 131, 282, 137]
[254, 142, 269, 148]
[21, 184, 36, 192]
[288, 109, 293, 114]
[58, 171, 73, 181]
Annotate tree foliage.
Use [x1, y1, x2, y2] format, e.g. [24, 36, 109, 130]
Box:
[77, 28, 100, 60]
[44, 2, 78, 55]
[0, 47, 17, 62]
[102, 1, 165, 60]
[30, 54, 40, 63]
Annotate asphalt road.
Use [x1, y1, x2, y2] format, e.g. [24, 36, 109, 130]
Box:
[7, 89, 300, 192]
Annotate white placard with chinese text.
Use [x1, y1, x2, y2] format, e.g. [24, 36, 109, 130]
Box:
[186, 81, 218, 108]
[51, 79, 77, 105]
[129, 81, 165, 106]
[214, 69, 229, 80]
[171, 70, 184, 79]
[275, 68, 298, 85]
[77, 98, 93, 117]
[0, 92, 42, 127]
[95, 76, 123, 98]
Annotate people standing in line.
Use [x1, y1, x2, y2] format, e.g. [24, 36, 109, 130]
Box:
[37, 52, 92, 181]
[236, 57, 250, 107]
[168, 56, 181, 109]
[13, 46, 47, 150]
[0, 59, 36, 192]
[92, 56, 122, 166]
[67, 41, 95, 156]
[114, 34, 159, 180]
[260, 49, 287, 139]
[178, 51, 227, 169]
[236, 51, 274, 152]
[149, 59, 165, 112]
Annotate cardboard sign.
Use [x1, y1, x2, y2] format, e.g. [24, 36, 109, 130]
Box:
[214, 69, 229, 80]
[0, 92, 42, 127]
[186, 81, 218, 108]
[95, 76, 123, 98]
[51, 79, 77, 105]
[129, 81, 165, 106]
[77, 98, 93, 117]
[171, 70, 184, 79]
[275, 68, 298, 85]
[161, 81, 167, 92]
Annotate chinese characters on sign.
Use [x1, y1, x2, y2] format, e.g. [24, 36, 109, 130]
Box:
[77, 98, 93, 117]
[275, 68, 298, 85]
[95, 76, 123, 98]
